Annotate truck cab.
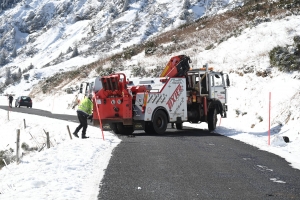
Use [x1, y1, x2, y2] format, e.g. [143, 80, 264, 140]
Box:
[187, 69, 229, 105]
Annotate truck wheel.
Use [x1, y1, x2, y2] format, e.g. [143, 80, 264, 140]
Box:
[117, 123, 134, 135]
[144, 122, 154, 134]
[110, 123, 120, 134]
[152, 110, 168, 134]
[208, 108, 217, 131]
[176, 123, 183, 130]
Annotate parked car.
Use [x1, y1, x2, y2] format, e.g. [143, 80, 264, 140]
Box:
[15, 96, 32, 108]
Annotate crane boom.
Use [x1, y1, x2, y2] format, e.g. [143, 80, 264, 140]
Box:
[159, 55, 191, 78]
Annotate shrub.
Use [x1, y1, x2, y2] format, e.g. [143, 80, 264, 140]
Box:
[101, 67, 114, 76]
[269, 35, 300, 71]
[95, 66, 104, 74]
[132, 65, 147, 77]
[21, 142, 38, 151]
[0, 148, 15, 169]
[205, 44, 214, 50]
[123, 47, 135, 59]
[144, 41, 157, 55]
[269, 46, 300, 71]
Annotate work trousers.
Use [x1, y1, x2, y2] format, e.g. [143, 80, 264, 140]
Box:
[74, 111, 88, 136]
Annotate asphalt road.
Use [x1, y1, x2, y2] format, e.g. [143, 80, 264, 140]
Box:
[0, 105, 78, 123]
[98, 128, 300, 200]
[2, 105, 300, 199]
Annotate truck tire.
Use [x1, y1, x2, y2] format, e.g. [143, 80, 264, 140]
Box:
[144, 122, 154, 134]
[176, 123, 183, 130]
[110, 123, 120, 134]
[152, 110, 168, 134]
[117, 123, 134, 135]
[208, 108, 217, 131]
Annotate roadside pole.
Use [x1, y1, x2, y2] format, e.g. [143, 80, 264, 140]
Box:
[95, 96, 105, 141]
[7, 97, 10, 121]
[268, 92, 271, 145]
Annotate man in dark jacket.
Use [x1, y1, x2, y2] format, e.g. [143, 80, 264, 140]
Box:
[73, 94, 93, 139]
[8, 95, 13, 108]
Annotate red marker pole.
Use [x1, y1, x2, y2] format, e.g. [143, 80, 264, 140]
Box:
[268, 92, 271, 145]
[94, 96, 105, 141]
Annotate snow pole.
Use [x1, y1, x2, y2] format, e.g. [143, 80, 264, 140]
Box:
[95, 96, 105, 141]
[268, 92, 271, 145]
[7, 96, 10, 120]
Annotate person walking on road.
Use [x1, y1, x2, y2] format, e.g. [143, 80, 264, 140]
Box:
[8, 95, 13, 108]
[73, 94, 93, 139]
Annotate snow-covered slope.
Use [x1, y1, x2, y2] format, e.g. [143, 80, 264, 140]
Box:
[0, 0, 231, 77]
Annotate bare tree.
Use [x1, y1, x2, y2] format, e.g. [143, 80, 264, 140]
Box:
[71, 46, 79, 58]
[106, 27, 112, 40]
[12, 46, 17, 57]
[121, 0, 129, 12]
[183, 0, 190, 9]
[0, 52, 6, 66]
[66, 46, 73, 54]
[5, 68, 12, 85]
[17, 67, 22, 79]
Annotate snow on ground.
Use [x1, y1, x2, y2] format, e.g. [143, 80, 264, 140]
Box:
[0, 78, 300, 199]
[0, 96, 121, 199]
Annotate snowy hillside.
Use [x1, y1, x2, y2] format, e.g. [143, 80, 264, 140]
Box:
[0, 0, 234, 79]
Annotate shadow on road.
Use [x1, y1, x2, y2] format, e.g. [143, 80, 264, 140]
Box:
[117, 126, 224, 138]
[217, 123, 284, 138]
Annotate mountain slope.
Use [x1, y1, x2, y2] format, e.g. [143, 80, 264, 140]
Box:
[0, 0, 227, 74]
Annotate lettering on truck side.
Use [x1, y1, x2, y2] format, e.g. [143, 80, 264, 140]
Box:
[166, 84, 183, 110]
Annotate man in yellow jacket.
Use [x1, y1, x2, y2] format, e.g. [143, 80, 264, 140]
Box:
[73, 93, 93, 139]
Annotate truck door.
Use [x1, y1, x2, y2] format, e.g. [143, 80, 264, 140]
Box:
[209, 73, 227, 104]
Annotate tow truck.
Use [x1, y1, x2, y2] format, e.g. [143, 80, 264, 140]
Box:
[87, 55, 230, 134]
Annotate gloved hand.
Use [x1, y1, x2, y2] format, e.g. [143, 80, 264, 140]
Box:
[88, 115, 93, 122]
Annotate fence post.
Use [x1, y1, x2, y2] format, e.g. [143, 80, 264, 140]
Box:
[45, 132, 50, 149]
[16, 129, 20, 164]
[268, 92, 271, 145]
[43, 129, 51, 148]
[23, 119, 26, 129]
[2, 159, 8, 168]
[67, 125, 73, 139]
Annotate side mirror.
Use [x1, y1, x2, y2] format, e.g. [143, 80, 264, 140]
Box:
[226, 75, 230, 87]
[79, 84, 83, 93]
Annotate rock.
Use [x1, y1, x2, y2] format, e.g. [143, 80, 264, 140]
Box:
[282, 136, 289, 143]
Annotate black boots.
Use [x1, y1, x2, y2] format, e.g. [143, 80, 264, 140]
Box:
[73, 132, 79, 138]
[73, 132, 89, 139]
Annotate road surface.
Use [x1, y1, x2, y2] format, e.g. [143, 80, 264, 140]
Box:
[0, 105, 78, 123]
[1, 105, 299, 199]
[97, 129, 300, 199]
